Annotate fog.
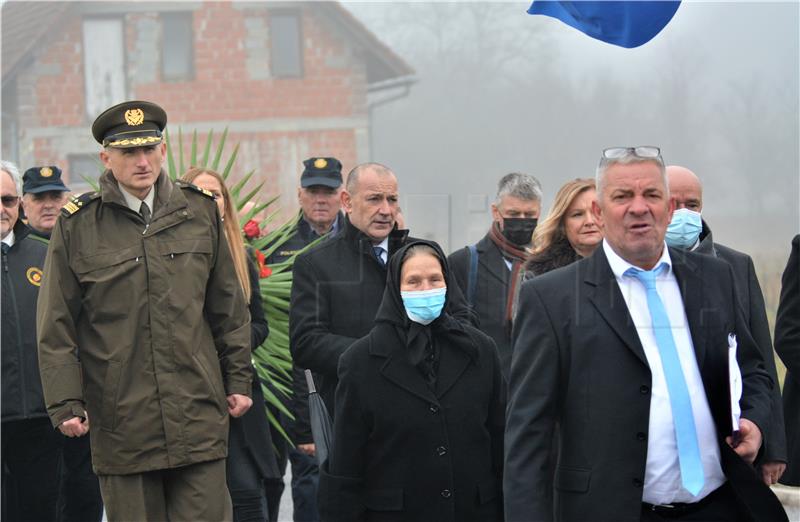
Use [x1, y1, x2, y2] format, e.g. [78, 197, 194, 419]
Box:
[346, 1, 799, 266]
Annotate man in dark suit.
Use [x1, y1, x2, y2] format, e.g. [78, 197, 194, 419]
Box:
[775, 235, 800, 486]
[505, 146, 786, 522]
[449, 172, 542, 378]
[665, 165, 787, 485]
[290, 163, 473, 416]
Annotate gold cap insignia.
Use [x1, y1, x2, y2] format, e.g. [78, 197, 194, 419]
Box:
[26, 267, 43, 286]
[40, 167, 53, 178]
[125, 108, 145, 126]
[314, 158, 328, 169]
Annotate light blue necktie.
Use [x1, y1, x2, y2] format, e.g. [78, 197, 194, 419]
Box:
[373, 246, 386, 267]
[626, 263, 705, 496]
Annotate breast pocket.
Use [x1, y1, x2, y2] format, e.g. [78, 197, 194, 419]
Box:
[157, 238, 213, 313]
[73, 245, 145, 323]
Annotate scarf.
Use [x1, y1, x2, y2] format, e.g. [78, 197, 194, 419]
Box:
[488, 222, 529, 327]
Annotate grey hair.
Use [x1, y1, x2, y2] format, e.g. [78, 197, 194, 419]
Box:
[595, 151, 667, 203]
[495, 172, 543, 205]
[345, 162, 395, 194]
[0, 160, 22, 195]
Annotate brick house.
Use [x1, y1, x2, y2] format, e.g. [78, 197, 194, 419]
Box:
[1, 1, 414, 211]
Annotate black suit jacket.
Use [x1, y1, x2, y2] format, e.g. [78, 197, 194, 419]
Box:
[505, 246, 781, 522]
[449, 234, 514, 377]
[692, 224, 788, 464]
[290, 217, 474, 414]
[776, 235, 800, 485]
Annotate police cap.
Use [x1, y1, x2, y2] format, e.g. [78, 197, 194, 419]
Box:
[22, 166, 70, 194]
[91, 100, 167, 149]
[301, 157, 343, 188]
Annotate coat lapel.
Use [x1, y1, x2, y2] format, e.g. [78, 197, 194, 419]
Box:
[477, 236, 510, 286]
[669, 249, 707, 369]
[378, 347, 440, 406]
[434, 342, 472, 399]
[585, 248, 648, 366]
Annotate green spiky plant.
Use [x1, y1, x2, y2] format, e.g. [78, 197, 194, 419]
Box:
[162, 128, 307, 443]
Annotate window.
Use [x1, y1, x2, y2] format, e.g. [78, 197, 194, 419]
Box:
[270, 12, 303, 78]
[83, 18, 126, 119]
[67, 154, 104, 194]
[162, 12, 194, 82]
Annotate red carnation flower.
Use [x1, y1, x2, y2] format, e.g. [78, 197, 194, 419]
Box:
[260, 265, 272, 278]
[243, 219, 260, 239]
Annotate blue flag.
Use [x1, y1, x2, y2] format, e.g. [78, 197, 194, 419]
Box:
[528, 1, 681, 48]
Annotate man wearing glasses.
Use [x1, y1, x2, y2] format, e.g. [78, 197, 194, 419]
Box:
[1, 160, 63, 521]
[505, 147, 786, 521]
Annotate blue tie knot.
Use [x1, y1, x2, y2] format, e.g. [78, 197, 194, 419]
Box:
[625, 263, 667, 290]
[373, 246, 386, 266]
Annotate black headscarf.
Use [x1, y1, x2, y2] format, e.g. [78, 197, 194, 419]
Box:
[374, 239, 479, 388]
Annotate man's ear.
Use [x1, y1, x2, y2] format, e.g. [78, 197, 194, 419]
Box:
[591, 199, 604, 229]
[341, 190, 352, 213]
[99, 149, 112, 170]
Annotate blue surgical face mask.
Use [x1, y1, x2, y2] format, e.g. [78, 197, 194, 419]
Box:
[666, 208, 702, 249]
[401, 287, 447, 325]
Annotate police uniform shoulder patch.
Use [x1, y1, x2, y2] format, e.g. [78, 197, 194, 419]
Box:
[61, 192, 100, 218]
[176, 181, 215, 200]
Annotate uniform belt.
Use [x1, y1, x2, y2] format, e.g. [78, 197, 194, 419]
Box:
[641, 482, 728, 519]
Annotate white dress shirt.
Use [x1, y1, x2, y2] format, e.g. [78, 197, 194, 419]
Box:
[375, 237, 389, 265]
[603, 240, 725, 504]
[2, 229, 15, 248]
[119, 185, 155, 215]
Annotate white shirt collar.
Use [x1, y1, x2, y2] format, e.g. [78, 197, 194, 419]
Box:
[602, 238, 673, 280]
[119, 185, 155, 214]
[2, 229, 15, 248]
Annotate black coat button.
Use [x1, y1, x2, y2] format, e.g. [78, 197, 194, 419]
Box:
[429, 404, 439, 413]
[637, 432, 646, 441]
[640, 385, 650, 395]
[436, 446, 447, 456]
[633, 478, 643, 487]
[441, 489, 452, 498]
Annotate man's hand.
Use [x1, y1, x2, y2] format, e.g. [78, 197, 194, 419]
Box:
[726, 418, 762, 464]
[227, 394, 252, 418]
[297, 443, 316, 457]
[59, 415, 89, 437]
[760, 461, 787, 485]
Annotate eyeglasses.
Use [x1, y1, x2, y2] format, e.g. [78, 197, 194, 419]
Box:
[602, 146, 661, 160]
[1, 196, 20, 209]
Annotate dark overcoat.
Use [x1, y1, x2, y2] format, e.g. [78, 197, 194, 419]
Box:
[448, 234, 514, 377]
[505, 245, 784, 522]
[776, 234, 800, 485]
[290, 217, 474, 415]
[691, 224, 787, 465]
[319, 240, 505, 522]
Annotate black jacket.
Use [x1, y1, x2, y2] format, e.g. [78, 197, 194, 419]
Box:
[290, 216, 474, 416]
[228, 256, 280, 479]
[2, 222, 50, 422]
[690, 223, 787, 465]
[319, 240, 504, 522]
[776, 234, 800, 486]
[448, 234, 515, 377]
[268, 212, 342, 444]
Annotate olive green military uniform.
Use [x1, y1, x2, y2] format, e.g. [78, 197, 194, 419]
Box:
[37, 170, 251, 520]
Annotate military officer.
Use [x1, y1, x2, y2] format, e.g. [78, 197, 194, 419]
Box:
[21, 165, 70, 240]
[37, 100, 253, 522]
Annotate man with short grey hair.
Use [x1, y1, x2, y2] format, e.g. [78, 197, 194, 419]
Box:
[449, 172, 542, 377]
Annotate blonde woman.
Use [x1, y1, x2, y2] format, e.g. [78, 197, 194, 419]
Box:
[181, 167, 278, 522]
[524, 178, 602, 277]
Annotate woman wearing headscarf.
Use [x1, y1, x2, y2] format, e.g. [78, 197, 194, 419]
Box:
[182, 167, 279, 522]
[524, 178, 602, 277]
[318, 239, 505, 522]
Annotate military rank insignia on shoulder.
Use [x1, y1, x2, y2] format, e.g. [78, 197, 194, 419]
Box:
[61, 192, 100, 217]
[176, 180, 215, 200]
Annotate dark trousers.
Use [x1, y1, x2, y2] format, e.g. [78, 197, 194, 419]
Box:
[641, 482, 745, 522]
[1, 417, 64, 522]
[264, 429, 288, 522]
[289, 449, 320, 522]
[57, 434, 103, 522]
[227, 418, 269, 522]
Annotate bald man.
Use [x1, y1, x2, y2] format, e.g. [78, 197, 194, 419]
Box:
[666, 165, 787, 486]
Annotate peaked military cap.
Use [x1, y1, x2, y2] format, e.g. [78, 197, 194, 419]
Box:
[23, 165, 70, 194]
[91, 100, 167, 149]
[301, 157, 343, 188]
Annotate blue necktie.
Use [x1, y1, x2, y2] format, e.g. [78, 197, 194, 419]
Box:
[373, 246, 386, 267]
[626, 264, 705, 496]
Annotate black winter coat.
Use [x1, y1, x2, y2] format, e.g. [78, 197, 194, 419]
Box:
[290, 217, 475, 415]
[2, 222, 50, 421]
[776, 234, 800, 486]
[319, 240, 505, 522]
